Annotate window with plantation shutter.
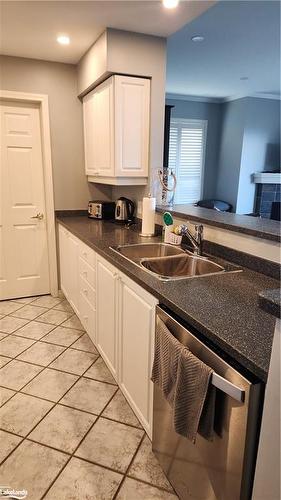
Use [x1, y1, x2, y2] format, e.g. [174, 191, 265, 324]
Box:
[168, 118, 207, 204]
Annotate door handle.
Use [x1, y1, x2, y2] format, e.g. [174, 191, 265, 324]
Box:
[31, 213, 44, 220]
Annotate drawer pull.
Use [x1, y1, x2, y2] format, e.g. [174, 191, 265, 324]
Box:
[83, 289, 88, 296]
[83, 315, 88, 321]
[83, 271, 88, 278]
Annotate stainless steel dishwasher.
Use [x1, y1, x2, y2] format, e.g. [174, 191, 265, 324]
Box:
[152, 306, 263, 500]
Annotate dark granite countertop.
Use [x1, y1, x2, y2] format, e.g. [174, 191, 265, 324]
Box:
[57, 215, 279, 382]
[156, 205, 281, 243]
[259, 289, 281, 319]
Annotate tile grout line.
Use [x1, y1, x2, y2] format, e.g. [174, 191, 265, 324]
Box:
[0, 304, 91, 417]
[0, 390, 141, 429]
[112, 433, 146, 499]
[0, 298, 175, 498]
[10, 309, 90, 367]
[0, 327, 101, 407]
[0, 306, 64, 336]
[0, 335, 117, 469]
[0, 311, 76, 336]
[0, 426, 151, 486]
[0, 357, 115, 384]
[0, 324, 91, 350]
[39, 378, 120, 500]
[0, 347, 100, 468]
[126, 475, 178, 495]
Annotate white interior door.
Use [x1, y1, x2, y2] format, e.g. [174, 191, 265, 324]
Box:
[0, 101, 50, 300]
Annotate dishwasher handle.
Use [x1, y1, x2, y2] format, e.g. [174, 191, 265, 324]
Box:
[211, 372, 245, 403]
[156, 306, 246, 404]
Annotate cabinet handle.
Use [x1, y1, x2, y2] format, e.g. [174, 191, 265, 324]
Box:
[83, 289, 88, 296]
[83, 315, 88, 321]
[83, 271, 88, 278]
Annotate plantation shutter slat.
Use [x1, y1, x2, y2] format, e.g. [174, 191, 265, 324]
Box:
[168, 118, 207, 204]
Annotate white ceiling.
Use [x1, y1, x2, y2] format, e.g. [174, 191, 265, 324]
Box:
[166, 0, 280, 99]
[0, 0, 215, 64]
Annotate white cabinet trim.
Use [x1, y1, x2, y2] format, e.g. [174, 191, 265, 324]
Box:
[87, 175, 148, 185]
[0, 90, 58, 297]
[118, 272, 158, 437]
[83, 75, 150, 186]
[58, 224, 158, 438]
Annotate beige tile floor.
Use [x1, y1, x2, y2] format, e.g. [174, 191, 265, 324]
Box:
[0, 294, 178, 500]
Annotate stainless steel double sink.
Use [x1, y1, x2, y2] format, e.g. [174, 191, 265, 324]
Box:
[110, 243, 233, 281]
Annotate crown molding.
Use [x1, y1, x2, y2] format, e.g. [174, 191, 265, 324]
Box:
[166, 92, 281, 104]
[223, 92, 281, 102]
[165, 93, 223, 103]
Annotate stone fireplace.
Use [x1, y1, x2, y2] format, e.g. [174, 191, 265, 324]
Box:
[254, 172, 281, 219]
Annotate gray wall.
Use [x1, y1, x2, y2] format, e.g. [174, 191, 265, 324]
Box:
[215, 98, 246, 210]
[215, 97, 280, 213]
[236, 97, 280, 214]
[166, 98, 223, 200]
[0, 55, 111, 209]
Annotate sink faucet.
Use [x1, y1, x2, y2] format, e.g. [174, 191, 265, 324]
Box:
[179, 223, 204, 256]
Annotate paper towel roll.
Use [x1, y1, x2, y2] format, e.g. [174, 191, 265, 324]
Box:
[141, 196, 156, 236]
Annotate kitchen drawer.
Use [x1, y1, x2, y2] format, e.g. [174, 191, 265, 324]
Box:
[79, 274, 96, 309]
[79, 292, 96, 343]
[79, 257, 96, 288]
[79, 240, 96, 269]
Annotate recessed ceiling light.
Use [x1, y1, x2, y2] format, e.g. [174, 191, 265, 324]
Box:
[240, 76, 249, 81]
[191, 35, 205, 42]
[57, 35, 70, 45]
[163, 0, 179, 9]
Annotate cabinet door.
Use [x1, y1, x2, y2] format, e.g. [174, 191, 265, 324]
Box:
[83, 78, 114, 177]
[118, 273, 158, 437]
[96, 255, 118, 380]
[114, 75, 150, 178]
[83, 89, 96, 176]
[58, 226, 79, 315]
[79, 291, 96, 344]
[58, 225, 69, 298]
[68, 233, 79, 314]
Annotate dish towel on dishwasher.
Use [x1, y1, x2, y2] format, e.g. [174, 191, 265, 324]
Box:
[151, 317, 183, 405]
[151, 317, 216, 443]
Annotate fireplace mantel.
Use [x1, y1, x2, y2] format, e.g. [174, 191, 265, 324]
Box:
[253, 172, 281, 184]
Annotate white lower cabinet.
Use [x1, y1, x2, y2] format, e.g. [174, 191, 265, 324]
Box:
[96, 254, 119, 380]
[58, 225, 79, 314]
[58, 223, 158, 437]
[58, 225, 96, 342]
[68, 233, 79, 314]
[58, 225, 68, 296]
[79, 291, 95, 342]
[118, 273, 158, 437]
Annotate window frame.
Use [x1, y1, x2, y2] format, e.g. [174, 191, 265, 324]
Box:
[169, 117, 208, 205]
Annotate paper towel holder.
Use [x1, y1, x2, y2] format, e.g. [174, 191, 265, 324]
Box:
[140, 193, 156, 238]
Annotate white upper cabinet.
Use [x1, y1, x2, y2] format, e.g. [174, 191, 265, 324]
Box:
[83, 78, 114, 178]
[83, 75, 150, 185]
